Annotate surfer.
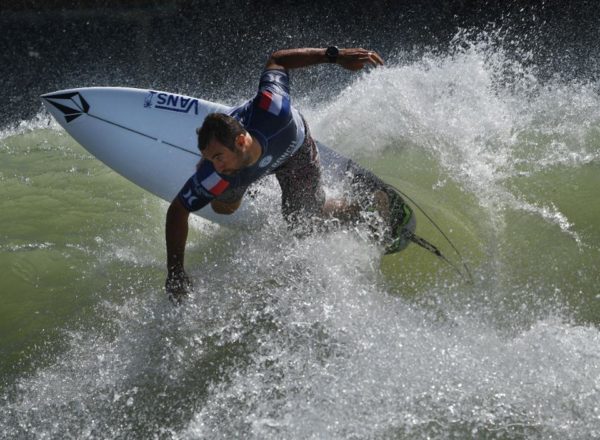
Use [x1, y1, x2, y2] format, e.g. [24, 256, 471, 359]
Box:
[165, 47, 410, 303]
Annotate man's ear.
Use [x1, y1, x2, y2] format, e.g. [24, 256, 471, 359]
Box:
[235, 132, 250, 151]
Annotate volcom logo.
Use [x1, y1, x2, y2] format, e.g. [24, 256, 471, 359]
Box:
[259, 155, 273, 168]
[42, 91, 90, 123]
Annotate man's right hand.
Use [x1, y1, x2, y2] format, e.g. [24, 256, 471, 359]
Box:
[165, 197, 191, 305]
[337, 48, 384, 71]
[165, 270, 192, 305]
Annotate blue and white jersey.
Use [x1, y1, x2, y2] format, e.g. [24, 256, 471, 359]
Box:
[178, 69, 306, 212]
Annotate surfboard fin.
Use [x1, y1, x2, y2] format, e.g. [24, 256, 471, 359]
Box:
[385, 184, 474, 284]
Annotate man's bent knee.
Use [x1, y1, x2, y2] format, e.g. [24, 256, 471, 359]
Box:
[211, 199, 242, 215]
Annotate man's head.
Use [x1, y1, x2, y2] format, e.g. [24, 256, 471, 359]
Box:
[197, 113, 253, 175]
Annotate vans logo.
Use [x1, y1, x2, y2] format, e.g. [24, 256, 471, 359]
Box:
[144, 91, 199, 115]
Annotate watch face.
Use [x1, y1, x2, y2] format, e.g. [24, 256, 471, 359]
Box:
[326, 46, 339, 61]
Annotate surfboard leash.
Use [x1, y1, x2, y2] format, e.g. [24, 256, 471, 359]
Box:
[403, 231, 472, 283]
[390, 184, 474, 284]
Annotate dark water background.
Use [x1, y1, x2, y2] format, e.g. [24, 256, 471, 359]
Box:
[3, 0, 600, 124]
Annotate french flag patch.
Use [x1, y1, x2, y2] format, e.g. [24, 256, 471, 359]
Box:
[201, 172, 230, 196]
[258, 90, 290, 116]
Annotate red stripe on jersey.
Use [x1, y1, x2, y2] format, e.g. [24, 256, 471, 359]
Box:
[258, 91, 273, 112]
[210, 178, 230, 195]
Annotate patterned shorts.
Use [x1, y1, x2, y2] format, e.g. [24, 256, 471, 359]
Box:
[346, 160, 416, 253]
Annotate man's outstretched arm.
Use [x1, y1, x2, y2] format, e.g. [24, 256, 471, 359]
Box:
[265, 47, 384, 71]
[165, 197, 192, 303]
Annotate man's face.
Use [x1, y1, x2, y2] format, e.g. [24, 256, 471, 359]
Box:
[202, 137, 249, 175]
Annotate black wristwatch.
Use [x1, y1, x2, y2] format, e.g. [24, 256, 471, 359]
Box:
[325, 46, 339, 63]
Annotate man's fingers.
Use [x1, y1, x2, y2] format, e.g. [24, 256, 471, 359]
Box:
[361, 51, 384, 66]
[340, 49, 385, 69]
[370, 51, 385, 66]
[165, 272, 192, 305]
[167, 283, 188, 305]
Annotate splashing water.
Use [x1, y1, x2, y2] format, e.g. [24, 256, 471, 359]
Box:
[1, 33, 600, 439]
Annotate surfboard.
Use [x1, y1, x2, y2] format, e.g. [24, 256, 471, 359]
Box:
[41, 87, 353, 226]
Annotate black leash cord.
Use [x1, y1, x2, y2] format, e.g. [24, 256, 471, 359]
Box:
[391, 184, 474, 284]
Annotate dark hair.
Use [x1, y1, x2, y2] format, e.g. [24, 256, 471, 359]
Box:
[196, 113, 246, 151]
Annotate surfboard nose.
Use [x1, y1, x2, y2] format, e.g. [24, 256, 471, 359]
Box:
[41, 90, 90, 123]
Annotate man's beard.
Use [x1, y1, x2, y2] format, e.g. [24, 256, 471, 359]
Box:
[222, 149, 253, 175]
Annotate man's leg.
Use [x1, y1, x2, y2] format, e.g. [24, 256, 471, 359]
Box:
[321, 198, 361, 222]
[346, 160, 415, 252]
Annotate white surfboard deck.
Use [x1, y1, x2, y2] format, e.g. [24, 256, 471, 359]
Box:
[41, 87, 352, 225]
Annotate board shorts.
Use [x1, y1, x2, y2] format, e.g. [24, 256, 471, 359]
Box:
[346, 161, 416, 254]
[215, 118, 326, 223]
